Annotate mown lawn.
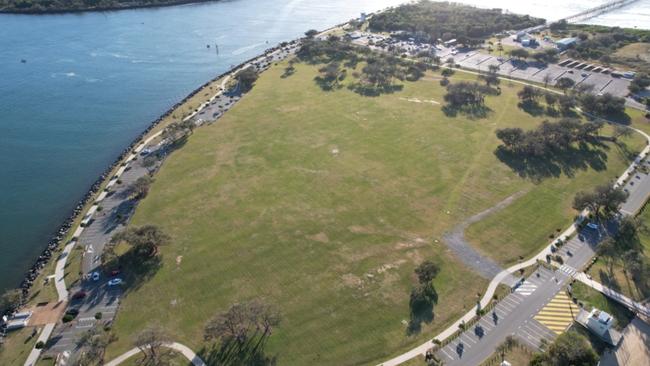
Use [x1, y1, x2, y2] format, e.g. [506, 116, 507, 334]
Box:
[0, 327, 39, 366]
[465, 121, 644, 266]
[104, 61, 642, 365]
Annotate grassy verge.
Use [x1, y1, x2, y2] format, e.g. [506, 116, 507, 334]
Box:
[0, 328, 39, 365]
[571, 282, 634, 330]
[465, 122, 645, 266]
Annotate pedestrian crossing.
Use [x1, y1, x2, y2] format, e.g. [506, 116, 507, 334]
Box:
[514, 280, 538, 296]
[559, 264, 578, 277]
[534, 292, 578, 335]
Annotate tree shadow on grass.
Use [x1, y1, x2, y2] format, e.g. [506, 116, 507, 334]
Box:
[442, 104, 492, 119]
[518, 101, 545, 117]
[103, 249, 162, 295]
[349, 83, 403, 97]
[495, 143, 609, 182]
[407, 285, 438, 336]
[198, 336, 277, 366]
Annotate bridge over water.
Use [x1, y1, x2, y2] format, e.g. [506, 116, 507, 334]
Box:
[559, 0, 639, 23]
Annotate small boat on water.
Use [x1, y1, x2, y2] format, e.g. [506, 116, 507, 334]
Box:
[20, 59, 26, 63]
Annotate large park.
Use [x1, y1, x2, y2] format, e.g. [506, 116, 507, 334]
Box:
[2, 2, 650, 366]
[101, 34, 646, 365]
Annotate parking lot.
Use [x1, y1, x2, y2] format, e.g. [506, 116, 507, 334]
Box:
[350, 31, 634, 102]
[45, 285, 121, 356]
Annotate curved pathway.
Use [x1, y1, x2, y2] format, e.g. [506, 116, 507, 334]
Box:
[377, 67, 650, 366]
[442, 191, 526, 282]
[104, 342, 206, 366]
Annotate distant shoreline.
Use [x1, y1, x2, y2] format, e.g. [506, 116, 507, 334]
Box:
[0, 0, 217, 15]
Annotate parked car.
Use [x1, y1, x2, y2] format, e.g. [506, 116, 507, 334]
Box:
[72, 291, 87, 300]
[107, 278, 123, 287]
[66, 308, 80, 316]
[110, 270, 120, 277]
[91, 272, 100, 281]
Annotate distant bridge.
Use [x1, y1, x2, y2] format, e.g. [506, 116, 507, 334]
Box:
[559, 0, 640, 23]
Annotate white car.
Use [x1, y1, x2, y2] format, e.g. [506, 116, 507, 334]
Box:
[107, 278, 123, 287]
[91, 272, 100, 281]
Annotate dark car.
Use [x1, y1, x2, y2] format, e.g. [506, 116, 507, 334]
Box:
[71, 291, 87, 300]
[66, 308, 80, 316]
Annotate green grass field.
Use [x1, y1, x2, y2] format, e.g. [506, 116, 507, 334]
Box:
[572, 282, 634, 330]
[103, 60, 644, 365]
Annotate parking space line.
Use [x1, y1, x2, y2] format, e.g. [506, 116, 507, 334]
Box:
[440, 347, 454, 360]
[503, 297, 520, 307]
[494, 306, 510, 317]
[461, 333, 477, 345]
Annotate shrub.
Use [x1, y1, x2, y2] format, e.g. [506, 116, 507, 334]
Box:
[95, 312, 102, 320]
[35, 341, 44, 349]
[62, 314, 74, 323]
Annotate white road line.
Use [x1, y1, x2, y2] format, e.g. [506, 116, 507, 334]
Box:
[494, 306, 509, 317]
[461, 333, 477, 345]
[440, 347, 455, 360]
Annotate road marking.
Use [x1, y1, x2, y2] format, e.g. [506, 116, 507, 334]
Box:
[461, 333, 477, 345]
[440, 347, 454, 360]
[514, 280, 538, 296]
[534, 292, 577, 335]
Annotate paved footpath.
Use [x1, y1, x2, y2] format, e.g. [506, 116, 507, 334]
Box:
[105, 342, 206, 366]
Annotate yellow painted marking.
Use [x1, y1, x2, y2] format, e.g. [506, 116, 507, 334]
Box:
[533, 292, 577, 336]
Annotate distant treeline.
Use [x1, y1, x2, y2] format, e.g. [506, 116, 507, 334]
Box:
[369, 1, 544, 45]
[0, 0, 213, 13]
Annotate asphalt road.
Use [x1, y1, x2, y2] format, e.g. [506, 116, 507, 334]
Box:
[620, 161, 650, 216]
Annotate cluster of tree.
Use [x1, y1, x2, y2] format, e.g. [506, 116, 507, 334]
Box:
[496, 118, 603, 157]
[127, 175, 153, 200]
[235, 67, 259, 93]
[530, 331, 598, 366]
[517, 85, 577, 115]
[479, 64, 500, 87]
[578, 93, 626, 117]
[408, 261, 439, 333]
[162, 119, 194, 143]
[573, 183, 628, 219]
[297, 36, 427, 95]
[559, 24, 650, 65]
[597, 217, 648, 289]
[368, 1, 544, 44]
[509, 48, 559, 64]
[629, 73, 650, 94]
[110, 225, 170, 259]
[75, 328, 115, 366]
[0, 0, 207, 13]
[443, 81, 492, 110]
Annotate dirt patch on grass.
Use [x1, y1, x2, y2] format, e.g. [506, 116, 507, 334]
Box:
[307, 232, 329, 243]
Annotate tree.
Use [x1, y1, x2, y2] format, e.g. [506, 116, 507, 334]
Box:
[556, 77, 575, 93]
[558, 94, 576, 114]
[444, 82, 490, 109]
[612, 125, 632, 141]
[162, 119, 194, 143]
[509, 48, 529, 60]
[128, 176, 153, 200]
[543, 73, 553, 88]
[111, 225, 170, 258]
[572, 183, 628, 219]
[204, 300, 280, 347]
[415, 261, 440, 284]
[235, 67, 259, 92]
[0, 289, 22, 314]
[304, 29, 318, 38]
[530, 331, 598, 366]
[579, 93, 626, 116]
[518, 85, 541, 104]
[544, 92, 557, 107]
[134, 324, 173, 366]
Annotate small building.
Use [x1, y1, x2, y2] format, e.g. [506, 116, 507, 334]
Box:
[587, 308, 613, 337]
[556, 37, 578, 50]
[348, 31, 363, 40]
[443, 39, 457, 47]
[514, 31, 528, 42]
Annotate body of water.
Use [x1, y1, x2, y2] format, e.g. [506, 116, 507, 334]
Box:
[0, 0, 648, 292]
